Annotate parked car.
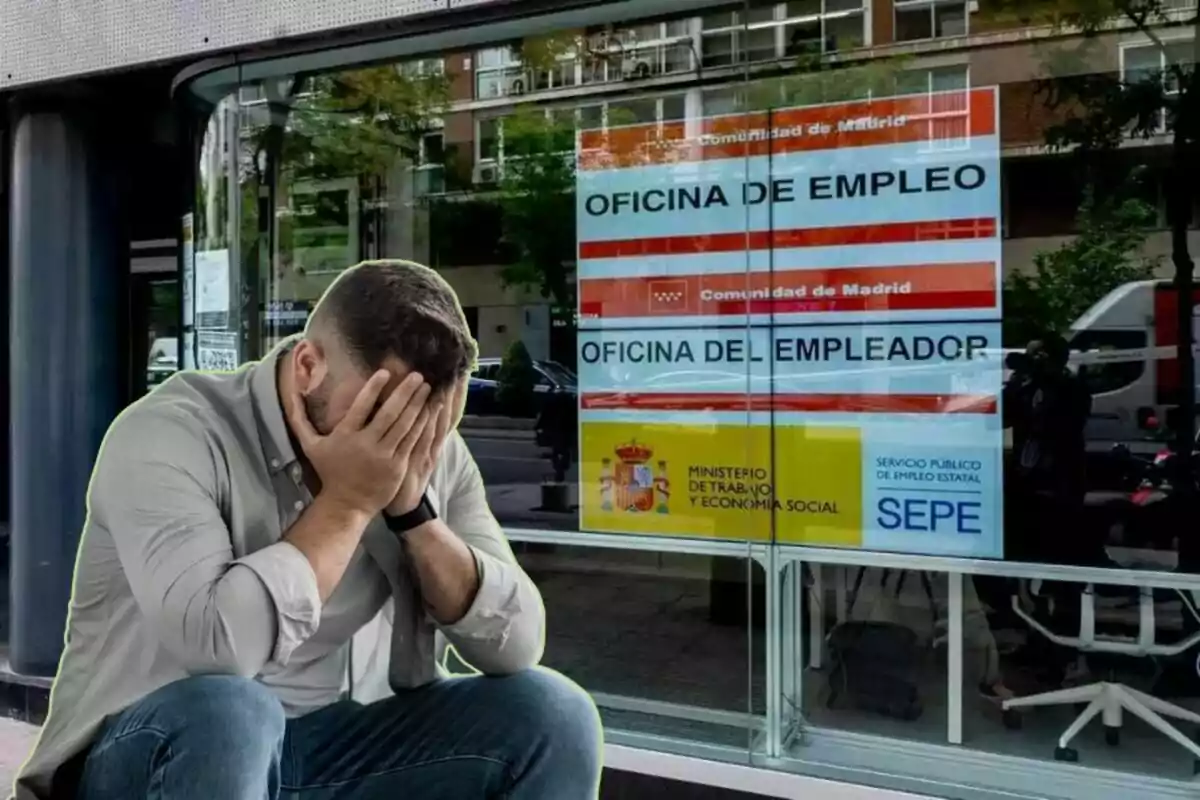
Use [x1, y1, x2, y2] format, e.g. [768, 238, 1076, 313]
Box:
[466, 357, 577, 417]
[147, 337, 179, 391]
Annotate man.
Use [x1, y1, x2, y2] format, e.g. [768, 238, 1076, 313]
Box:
[13, 260, 602, 800]
[1002, 333, 1094, 565]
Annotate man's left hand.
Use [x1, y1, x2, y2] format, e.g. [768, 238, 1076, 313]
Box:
[386, 381, 462, 516]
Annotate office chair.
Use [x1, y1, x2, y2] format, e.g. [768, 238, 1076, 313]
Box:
[1001, 583, 1200, 770]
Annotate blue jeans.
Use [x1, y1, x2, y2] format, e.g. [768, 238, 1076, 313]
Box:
[74, 669, 603, 799]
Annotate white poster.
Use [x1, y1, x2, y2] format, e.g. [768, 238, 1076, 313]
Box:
[195, 249, 231, 329]
[183, 331, 196, 370]
[197, 330, 239, 372]
[181, 214, 195, 328]
[575, 87, 1005, 557]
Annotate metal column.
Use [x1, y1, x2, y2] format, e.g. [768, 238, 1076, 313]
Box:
[8, 105, 125, 675]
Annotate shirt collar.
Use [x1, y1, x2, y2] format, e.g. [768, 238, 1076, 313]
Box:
[250, 335, 302, 475]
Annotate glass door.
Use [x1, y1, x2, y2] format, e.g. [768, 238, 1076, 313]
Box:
[130, 273, 181, 396]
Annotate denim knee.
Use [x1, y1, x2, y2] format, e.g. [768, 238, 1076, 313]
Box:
[504, 669, 603, 774]
[82, 676, 287, 799]
[116, 675, 287, 753]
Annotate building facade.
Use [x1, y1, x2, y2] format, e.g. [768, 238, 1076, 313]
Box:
[5, 1, 1200, 799]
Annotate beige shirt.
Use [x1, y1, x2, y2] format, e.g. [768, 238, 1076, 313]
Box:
[12, 342, 545, 799]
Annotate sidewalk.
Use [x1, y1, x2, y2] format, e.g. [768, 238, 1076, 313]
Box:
[0, 717, 37, 790]
[0, 719, 758, 798]
[486, 483, 578, 528]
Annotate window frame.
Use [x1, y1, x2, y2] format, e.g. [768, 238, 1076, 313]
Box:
[1119, 37, 1193, 135]
[699, 0, 868, 67]
[474, 91, 689, 166]
[699, 62, 970, 118]
[892, 0, 970, 43]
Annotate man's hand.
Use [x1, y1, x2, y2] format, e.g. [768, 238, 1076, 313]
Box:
[386, 380, 464, 516]
[289, 370, 431, 516]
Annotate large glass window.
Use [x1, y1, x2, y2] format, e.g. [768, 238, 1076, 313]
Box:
[701, 0, 866, 66]
[186, 0, 1200, 796]
[895, 0, 969, 42]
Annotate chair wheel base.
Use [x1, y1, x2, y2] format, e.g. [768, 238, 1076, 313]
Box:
[1055, 747, 1079, 763]
[1002, 709, 1022, 730]
[1105, 726, 1120, 747]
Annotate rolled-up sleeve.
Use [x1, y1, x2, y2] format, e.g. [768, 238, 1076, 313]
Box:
[91, 406, 321, 677]
[436, 434, 545, 674]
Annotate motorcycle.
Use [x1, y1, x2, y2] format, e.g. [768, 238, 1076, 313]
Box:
[1103, 439, 1198, 553]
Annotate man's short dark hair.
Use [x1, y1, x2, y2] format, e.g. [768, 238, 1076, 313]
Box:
[1037, 331, 1070, 369]
[308, 260, 478, 395]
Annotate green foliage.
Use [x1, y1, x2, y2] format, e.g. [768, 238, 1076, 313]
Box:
[985, 0, 1198, 187]
[982, 0, 1195, 343]
[495, 110, 577, 310]
[245, 66, 451, 185]
[981, 0, 1189, 33]
[1003, 189, 1161, 344]
[518, 34, 581, 72]
[749, 54, 917, 109]
[496, 339, 538, 416]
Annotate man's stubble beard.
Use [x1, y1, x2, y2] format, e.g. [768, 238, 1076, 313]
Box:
[303, 383, 334, 436]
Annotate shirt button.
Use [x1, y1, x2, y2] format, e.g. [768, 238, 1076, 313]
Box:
[291, 466, 302, 481]
[293, 500, 304, 511]
[270, 458, 280, 469]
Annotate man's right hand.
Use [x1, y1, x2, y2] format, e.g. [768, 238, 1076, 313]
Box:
[288, 370, 433, 516]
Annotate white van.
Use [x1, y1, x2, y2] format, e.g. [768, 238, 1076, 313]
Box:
[1067, 279, 1200, 447]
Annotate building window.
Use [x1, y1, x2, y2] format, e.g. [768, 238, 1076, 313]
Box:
[419, 131, 445, 166]
[894, 0, 969, 42]
[475, 46, 577, 99]
[475, 46, 528, 99]
[701, 86, 746, 117]
[578, 21, 698, 85]
[620, 21, 698, 79]
[705, 63, 966, 116]
[893, 64, 969, 95]
[478, 117, 502, 162]
[1123, 40, 1193, 133]
[475, 93, 686, 169]
[413, 130, 446, 196]
[894, 65, 972, 150]
[579, 103, 605, 130]
[700, 1, 866, 67]
[400, 58, 446, 78]
[475, 21, 698, 99]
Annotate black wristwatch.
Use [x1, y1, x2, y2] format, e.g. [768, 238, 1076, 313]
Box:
[383, 493, 437, 535]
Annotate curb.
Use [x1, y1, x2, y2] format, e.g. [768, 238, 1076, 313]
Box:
[462, 428, 537, 441]
[460, 414, 535, 431]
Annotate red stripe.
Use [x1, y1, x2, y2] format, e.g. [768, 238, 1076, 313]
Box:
[579, 218, 997, 260]
[737, 290, 996, 315]
[580, 290, 996, 319]
[582, 392, 998, 414]
[578, 89, 997, 168]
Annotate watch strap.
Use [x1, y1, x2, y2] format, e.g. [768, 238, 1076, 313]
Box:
[383, 493, 437, 534]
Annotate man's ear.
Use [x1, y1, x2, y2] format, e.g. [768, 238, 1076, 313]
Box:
[450, 377, 468, 429]
[291, 339, 329, 396]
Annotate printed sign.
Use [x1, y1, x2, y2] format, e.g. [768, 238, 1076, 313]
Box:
[196, 331, 239, 372]
[575, 88, 1004, 557]
[194, 249, 231, 330]
[181, 214, 195, 329]
[183, 331, 196, 371]
[264, 300, 314, 336]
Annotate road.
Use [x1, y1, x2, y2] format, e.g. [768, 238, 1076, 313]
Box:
[461, 431, 579, 485]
